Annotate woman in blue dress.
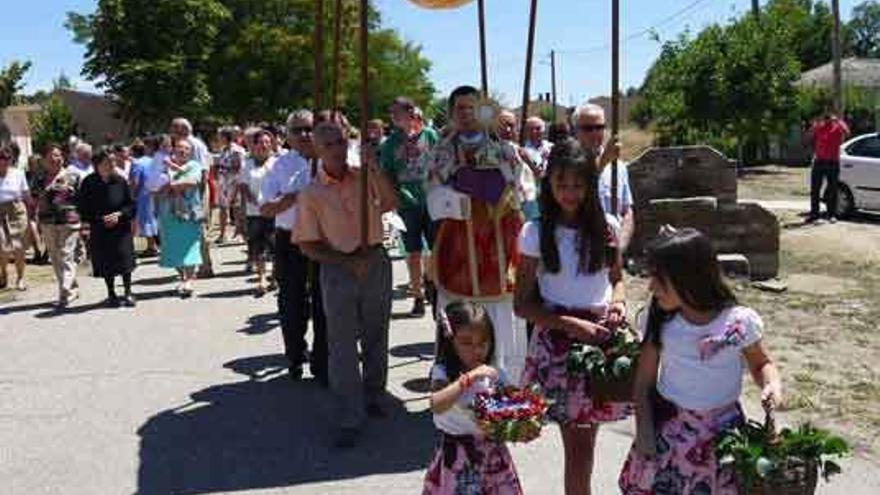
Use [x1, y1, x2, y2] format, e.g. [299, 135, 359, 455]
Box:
[154, 138, 204, 298]
[129, 138, 159, 256]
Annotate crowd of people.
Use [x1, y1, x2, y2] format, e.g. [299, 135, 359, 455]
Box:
[0, 85, 787, 494]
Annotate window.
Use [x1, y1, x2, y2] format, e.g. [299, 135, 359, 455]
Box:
[847, 135, 880, 159]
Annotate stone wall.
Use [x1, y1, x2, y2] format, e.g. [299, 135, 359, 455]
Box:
[627, 146, 780, 279]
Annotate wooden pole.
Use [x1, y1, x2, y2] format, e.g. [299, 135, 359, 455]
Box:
[550, 49, 558, 123]
[478, 0, 489, 96]
[313, 0, 325, 178]
[359, 0, 370, 248]
[831, 0, 843, 114]
[519, 0, 539, 146]
[331, 0, 344, 111]
[610, 0, 620, 216]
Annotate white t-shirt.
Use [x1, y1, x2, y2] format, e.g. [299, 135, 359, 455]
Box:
[518, 220, 614, 311]
[259, 150, 313, 231]
[599, 161, 633, 218]
[0, 168, 29, 203]
[237, 157, 273, 217]
[430, 364, 507, 437]
[657, 306, 763, 411]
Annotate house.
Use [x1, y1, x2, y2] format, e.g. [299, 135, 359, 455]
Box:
[1, 104, 41, 167]
[55, 89, 133, 145]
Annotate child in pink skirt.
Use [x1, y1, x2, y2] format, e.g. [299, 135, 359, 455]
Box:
[619, 227, 783, 494]
[515, 138, 630, 494]
[423, 301, 523, 495]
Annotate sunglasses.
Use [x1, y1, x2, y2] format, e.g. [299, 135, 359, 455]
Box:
[290, 126, 313, 135]
[576, 124, 606, 133]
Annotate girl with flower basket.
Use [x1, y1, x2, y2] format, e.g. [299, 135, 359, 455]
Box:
[514, 139, 631, 494]
[618, 227, 783, 494]
[423, 301, 531, 494]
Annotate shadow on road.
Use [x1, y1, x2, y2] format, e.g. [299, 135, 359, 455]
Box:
[136, 353, 433, 495]
[237, 312, 280, 335]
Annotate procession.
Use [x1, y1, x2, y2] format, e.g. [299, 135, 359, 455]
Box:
[2, 0, 879, 494]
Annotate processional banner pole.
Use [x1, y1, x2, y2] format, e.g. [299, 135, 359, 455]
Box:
[313, 0, 325, 178]
[519, 0, 539, 146]
[477, 0, 489, 97]
[332, 0, 344, 111]
[359, 0, 370, 248]
[610, 0, 620, 216]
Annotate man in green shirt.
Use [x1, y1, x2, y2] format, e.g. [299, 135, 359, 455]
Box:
[379, 97, 439, 317]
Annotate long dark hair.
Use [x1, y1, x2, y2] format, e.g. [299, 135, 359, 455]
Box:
[435, 301, 495, 381]
[643, 227, 738, 346]
[538, 138, 610, 274]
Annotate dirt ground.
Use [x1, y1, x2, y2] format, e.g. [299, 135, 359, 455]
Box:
[627, 164, 880, 462]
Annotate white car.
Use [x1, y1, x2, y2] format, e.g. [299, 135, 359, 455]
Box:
[838, 132, 880, 217]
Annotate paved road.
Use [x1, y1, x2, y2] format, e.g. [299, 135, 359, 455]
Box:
[1, 244, 877, 494]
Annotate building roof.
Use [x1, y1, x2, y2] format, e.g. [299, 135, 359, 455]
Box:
[797, 57, 880, 89]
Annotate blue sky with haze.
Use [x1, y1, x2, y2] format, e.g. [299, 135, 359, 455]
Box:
[1, 0, 859, 108]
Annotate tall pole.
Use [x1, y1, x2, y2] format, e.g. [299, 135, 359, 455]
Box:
[550, 49, 558, 123]
[313, 0, 325, 178]
[831, 0, 843, 114]
[331, 0, 344, 111]
[519, 0, 539, 146]
[751, 0, 760, 20]
[477, 0, 489, 96]
[359, 0, 370, 248]
[610, 0, 620, 216]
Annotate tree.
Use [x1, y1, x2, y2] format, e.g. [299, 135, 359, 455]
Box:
[0, 61, 32, 108]
[67, 0, 231, 131]
[848, 1, 880, 57]
[67, 0, 435, 129]
[30, 97, 79, 153]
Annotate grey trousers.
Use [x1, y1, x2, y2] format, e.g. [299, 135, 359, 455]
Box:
[320, 249, 392, 429]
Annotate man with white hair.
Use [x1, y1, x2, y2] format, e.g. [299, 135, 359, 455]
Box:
[571, 102, 635, 251]
[523, 116, 553, 176]
[170, 117, 214, 277]
[67, 142, 94, 179]
[260, 110, 328, 385]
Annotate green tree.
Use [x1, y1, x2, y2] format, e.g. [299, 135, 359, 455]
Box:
[68, 0, 435, 128]
[30, 97, 79, 153]
[0, 61, 32, 108]
[67, 0, 231, 131]
[848, 1, 880, 57]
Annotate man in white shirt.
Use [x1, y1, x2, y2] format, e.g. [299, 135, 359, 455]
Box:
[260, 110, 327, 384]
[572, 103, 635, 252]
[67, 142, 94, 179]
[523, 116, 553, 177]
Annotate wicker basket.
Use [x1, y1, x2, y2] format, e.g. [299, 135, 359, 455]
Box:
[590, 363, 636, 404]
[735, 406, 819, 495]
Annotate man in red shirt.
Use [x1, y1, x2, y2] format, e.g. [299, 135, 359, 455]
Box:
[808, 110, 850, 222]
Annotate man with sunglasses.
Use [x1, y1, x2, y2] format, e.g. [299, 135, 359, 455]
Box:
[260, 110, 327, 385]
[572, 103, 635, 252]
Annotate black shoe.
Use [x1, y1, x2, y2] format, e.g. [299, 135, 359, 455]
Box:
[288, 366, 304, 382]
[120, 294, 137, 307]
[410, 297, 426, 317]
[103, 296, 121, 308]
[805, 214, 819, 223]
[829, 216, 838, 224]
[333, 427, 360, 449]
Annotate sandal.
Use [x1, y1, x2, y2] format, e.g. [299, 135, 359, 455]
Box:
[15, 279, 27, 291]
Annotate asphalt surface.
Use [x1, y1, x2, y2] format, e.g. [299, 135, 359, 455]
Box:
[1, 243, 877, 494]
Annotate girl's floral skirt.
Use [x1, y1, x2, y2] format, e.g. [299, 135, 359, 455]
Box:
[423, 432, 523, 495]
[619, 395, 744, 495]
[521, 324, 631, 426]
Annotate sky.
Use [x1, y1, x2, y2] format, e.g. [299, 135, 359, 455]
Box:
[1, 0, 862, 108]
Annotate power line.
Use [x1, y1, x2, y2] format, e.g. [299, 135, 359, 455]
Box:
[555, 0, 717, 56]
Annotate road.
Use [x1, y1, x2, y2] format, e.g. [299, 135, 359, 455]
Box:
[1, 243, 877, 494]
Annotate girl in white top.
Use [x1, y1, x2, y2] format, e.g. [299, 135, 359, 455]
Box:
[0, 146, 33, 290]
[423, 301, 524, 495]
[619, 227, 783, 494]
[237, 130, 276, 295]
[515, 138, 629, 495]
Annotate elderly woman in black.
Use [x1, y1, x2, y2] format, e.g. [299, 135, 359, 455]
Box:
[78, 149, 137, 307]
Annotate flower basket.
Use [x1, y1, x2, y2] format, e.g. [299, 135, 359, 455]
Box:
[472, 385, 548, 443]
[567, 322, 640, 404]
[717, 405, 848, 495]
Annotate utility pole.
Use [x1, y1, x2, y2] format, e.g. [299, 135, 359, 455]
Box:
[610, 0, 620, 216]
[751, 0, 760, 20]
[831, 0, 843, 114]
[550, 50, 558, 122]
